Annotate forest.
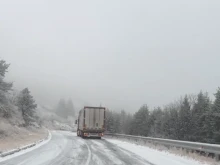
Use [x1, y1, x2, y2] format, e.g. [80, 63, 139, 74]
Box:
[106, 89, 220, 144]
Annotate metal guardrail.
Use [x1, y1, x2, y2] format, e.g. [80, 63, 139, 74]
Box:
[105, 133, 220, 160]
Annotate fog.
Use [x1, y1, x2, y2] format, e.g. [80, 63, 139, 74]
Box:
[1, 0, 220, 112]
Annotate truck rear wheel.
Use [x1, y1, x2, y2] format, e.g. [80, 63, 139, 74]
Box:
[80, 131, 84, 138]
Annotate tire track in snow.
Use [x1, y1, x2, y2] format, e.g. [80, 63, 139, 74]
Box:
[97, 139, 152, 165]
[85, 142, 92, 165]
[1, 131, 153, 165]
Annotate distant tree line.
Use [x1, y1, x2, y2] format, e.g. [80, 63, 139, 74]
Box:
[0, 59, 38, 126]
[106, 89, 220, 144]
[56, 98, 75, 118]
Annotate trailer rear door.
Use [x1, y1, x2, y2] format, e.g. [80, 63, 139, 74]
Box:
[85, 107, 104, 130]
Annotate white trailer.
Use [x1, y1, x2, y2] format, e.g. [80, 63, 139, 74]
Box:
[76, 106, 106, 138]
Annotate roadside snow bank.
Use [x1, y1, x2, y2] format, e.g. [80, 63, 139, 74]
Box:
[0, 125, 48, 152]
[106, 139, 210, 165]
[0, 131, 51, 162]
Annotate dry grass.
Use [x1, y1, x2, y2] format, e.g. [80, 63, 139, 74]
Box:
[0, 119, 47, 152]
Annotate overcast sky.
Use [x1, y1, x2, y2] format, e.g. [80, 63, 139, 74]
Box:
[1, 0, 220, 112]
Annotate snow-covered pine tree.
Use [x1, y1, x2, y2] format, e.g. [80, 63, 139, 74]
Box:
[120, 110, 126, 133]
[0, 60, 13, 117]
[16, 88, 37, 126]
[105, 110, 115, 133]
[66, 99, 75, 117]
[124, 113, 133, 134]
[56, 99, 67, 118]
[191, 92, 211, 142]
[130, 105, 150, 136]
[149, 107, 163, 137]
[178, 96, 192, 141]
[212, 88, 220, 143]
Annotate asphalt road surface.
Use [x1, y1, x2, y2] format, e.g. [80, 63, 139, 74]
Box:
[0, 131, 152, 165]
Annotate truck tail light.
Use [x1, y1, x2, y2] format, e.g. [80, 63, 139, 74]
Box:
[84, 133, 88, 136]
[99, 133, 104, 136]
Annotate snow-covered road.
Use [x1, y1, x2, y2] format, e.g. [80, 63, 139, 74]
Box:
[0, 131, 149, 165]
[0, 131, 206, 165]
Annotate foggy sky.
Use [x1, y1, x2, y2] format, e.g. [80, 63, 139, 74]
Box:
[1, 0, 220, 112]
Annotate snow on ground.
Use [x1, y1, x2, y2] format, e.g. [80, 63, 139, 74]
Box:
[90, 139, 125, 165]
[106, 138, 210, 165]
[0, 126, 48, 152]
[0, 130, 51, 162]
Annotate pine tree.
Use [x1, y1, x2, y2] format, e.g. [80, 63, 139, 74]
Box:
[163, 104, 180, 140]
[56, 99, 67, 118]
[0, 60, 13, 117]
[178, 96, 192, 140]
[120, 110, 126, 133]
[114, 113, 121, 133]
[161, 109, 172, 138]
[123, 113, 133, 134]
[149, 107, 163, 137]
[105, 110, 115, 133]
[131, 105, 150, 136]
[66, 99, 75, 117]
[169, 107, 180, 139]
[212, 87, 220, 143]
[191, 92, 211, 142]
[16, 88, 37, 126]
[106, 109, 133, 134]
[204, 109, 214, 143]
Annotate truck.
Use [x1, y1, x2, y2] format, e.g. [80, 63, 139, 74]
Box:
[76, 106, 106, 138]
